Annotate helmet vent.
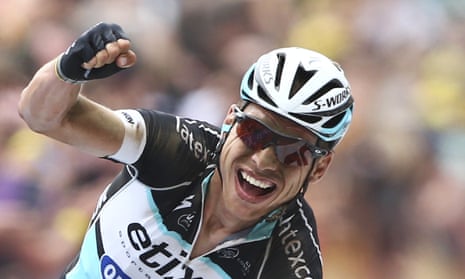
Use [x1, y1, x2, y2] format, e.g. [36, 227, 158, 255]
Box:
[274, 53, 286, 89]
[247, 69, 255, 89]
[322, 111, 346, 128]
[290, 66, 316, 99]
[302, 79, 344, 105]
[257, 84, 277, 107]
[289, 112, 321, 124]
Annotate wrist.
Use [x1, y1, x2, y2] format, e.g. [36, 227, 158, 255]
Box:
[54, 54, 87, 85]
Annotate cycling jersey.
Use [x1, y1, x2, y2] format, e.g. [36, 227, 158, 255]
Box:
[61, 109, 323, 279]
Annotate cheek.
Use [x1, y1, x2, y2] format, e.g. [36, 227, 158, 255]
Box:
[219, 136, 247, 174]
[281, 167, 309, 197]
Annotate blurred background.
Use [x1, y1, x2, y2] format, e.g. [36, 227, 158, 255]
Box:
[1, 0, 465, 278]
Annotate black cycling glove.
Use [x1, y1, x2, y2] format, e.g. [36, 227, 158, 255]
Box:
[56, 22, 129, 84]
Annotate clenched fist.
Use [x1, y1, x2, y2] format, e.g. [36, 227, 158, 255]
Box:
[56, 22, 137, 84]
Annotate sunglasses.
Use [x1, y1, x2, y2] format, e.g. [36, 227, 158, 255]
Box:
[233, 108, 328, 167]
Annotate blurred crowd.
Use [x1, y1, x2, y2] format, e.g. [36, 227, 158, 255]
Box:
[1, 0, 464, 278]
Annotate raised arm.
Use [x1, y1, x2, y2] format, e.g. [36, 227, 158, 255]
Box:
[18, 23, 137, 157]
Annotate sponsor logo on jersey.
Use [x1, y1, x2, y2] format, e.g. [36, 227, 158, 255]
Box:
[176, 119, 213, 163]
[216, 247, 239, 259]
[178, 212, 196, 231]
[173, 195, 195, 211]
[100, 255, 131, 279]
[127, 222, 203, 279]
[216, 248, 251, 277]
[121, 111, 135, 124]
[278, 214, 312, 279]
[173, 195, 197, 231]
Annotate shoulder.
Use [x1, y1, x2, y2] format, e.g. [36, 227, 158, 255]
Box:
[265, 197, 323, 279]
[133, 109, 221, 186]
[136, 108, 221, 164]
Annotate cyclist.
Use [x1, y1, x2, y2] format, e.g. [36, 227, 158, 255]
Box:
[19, 23, 354, 279]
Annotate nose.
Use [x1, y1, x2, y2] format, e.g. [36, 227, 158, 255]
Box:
[251, 145, 280, 170]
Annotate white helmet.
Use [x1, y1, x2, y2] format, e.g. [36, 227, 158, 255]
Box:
[240, 47, 354, 147]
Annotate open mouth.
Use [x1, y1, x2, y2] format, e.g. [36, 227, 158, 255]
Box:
[237, 170, 276, 202]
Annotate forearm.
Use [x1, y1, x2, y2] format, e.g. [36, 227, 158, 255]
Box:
[18, 58, 124, 157]
[18, 58, 81, 133]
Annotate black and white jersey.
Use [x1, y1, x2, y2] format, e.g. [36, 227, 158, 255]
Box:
[62, 109, 323, 279]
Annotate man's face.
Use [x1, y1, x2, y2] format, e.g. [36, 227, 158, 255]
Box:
[217, 103, 332, 223]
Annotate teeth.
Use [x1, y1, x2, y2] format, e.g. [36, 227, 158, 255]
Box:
[241, 171, 273, 189]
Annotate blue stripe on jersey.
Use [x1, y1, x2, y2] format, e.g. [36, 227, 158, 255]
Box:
[66, 224, 100, 278]
[248, 213, 277, 241]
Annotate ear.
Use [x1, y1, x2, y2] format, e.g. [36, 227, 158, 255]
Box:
[221, 104, 236, 133]
[213, 105, 237, 161]
[308, 152, 333, 183]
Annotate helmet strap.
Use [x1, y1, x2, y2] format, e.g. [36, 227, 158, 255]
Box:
[300, 158, 317, 194]
[210, 114, 239, 184]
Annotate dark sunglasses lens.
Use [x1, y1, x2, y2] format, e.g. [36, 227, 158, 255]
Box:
[236, 117, 312, 166]
[236, 118, 272, 150]
[275, 142, 312, 167]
